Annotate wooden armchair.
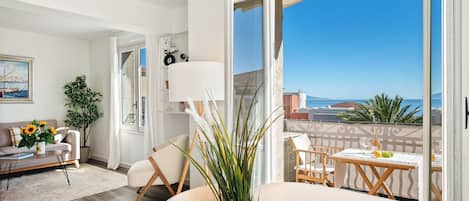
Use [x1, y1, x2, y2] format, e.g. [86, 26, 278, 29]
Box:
[127, 135, 188, 201]
[290, 135, 342, 186]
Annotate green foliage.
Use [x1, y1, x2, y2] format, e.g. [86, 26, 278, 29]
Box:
[176, 88, 281, 201]
[64, 75, 103, 147]
[18, 120, 56, 149]
[338, 93, 422, 123]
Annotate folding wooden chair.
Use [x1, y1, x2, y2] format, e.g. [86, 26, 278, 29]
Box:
[127, 135, 188, 201]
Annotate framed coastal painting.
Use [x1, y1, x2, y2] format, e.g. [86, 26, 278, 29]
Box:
[0, 54, 33, 103]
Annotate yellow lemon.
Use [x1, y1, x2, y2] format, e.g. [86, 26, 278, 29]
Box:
[373, 150, 382, 158]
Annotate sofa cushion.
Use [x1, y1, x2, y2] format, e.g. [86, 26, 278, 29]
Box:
[0, 143, 71, 155]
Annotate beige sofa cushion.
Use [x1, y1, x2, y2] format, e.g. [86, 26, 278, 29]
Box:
[0, 143, 71, 155]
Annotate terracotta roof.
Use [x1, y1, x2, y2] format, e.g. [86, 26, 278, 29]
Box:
[330, 102, 361, 110]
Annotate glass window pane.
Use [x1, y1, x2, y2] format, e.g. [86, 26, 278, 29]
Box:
[233, 0, 264, 186]
[431, 0, 442, 200]
[140, 48, 147, 75]
[281, 1, 428, 200]
[121, 50, 137, 126]
[139, 47, 147, 128]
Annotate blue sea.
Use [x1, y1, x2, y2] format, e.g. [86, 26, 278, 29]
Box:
[307, 99, 441, 110]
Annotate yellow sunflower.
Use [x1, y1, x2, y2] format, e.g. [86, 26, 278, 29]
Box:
[49, 127, 57, 135]
[39, 121, 47, 127]
[24, 124, 37, 136]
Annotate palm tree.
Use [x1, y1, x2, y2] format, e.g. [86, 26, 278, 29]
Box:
[338, 93, 422, 123]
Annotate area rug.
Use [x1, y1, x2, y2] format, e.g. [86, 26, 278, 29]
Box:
[0, 164, 127, 201]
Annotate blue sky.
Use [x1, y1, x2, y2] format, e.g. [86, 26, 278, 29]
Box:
[234, 0, 442, 99]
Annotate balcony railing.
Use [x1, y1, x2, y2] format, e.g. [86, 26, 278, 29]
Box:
[283, 119, 442, 200]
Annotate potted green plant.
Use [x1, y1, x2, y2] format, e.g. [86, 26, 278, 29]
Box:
[64, 75, 103, 162]
[18, 120, 56, 154]
[177, 89, 281, 201]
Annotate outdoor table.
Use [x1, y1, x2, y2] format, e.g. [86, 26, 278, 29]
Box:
[331, 149, 423, 200]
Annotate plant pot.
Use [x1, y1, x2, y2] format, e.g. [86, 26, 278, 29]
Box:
[80, 147, 90, 163]
[36, 141, 46, 155]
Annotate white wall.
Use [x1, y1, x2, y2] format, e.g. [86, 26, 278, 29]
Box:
[187, 0, 225, 187]
[88, 37, 111, 163]
[0, 26, 90, 123]
[188, 0, 225, 62]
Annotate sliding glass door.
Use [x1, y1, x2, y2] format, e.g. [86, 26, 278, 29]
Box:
[228, 0, 443, 199]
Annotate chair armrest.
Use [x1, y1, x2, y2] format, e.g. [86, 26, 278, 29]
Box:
[294, 149, 327, 155]
[294, 149, 328, 167]
[63, 130, 80, 160]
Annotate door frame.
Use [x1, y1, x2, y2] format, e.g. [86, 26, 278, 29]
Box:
[443, 0, 462, 200]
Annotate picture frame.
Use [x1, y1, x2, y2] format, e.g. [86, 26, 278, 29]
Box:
[0, 54, 33, 103]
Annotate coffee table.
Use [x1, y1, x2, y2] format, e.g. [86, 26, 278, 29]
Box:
[0, 150, 71, 191]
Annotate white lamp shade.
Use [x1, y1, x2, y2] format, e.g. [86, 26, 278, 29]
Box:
[168, 61, 225, 102]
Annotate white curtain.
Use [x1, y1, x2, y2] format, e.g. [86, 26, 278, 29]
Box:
[107, 37, 121, 169]
[143, 34, 162, 157]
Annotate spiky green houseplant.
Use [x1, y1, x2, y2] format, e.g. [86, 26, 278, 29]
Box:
[178, 90, 281, 201]
[338, 93, 422, 123]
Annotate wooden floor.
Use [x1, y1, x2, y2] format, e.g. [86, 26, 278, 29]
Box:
[4, 159, 415, 201]
[73, 184, 184, 201]
[73, 159, 188, 201]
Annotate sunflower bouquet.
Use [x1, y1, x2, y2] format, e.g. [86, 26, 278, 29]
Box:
[18, 120, 57, 149]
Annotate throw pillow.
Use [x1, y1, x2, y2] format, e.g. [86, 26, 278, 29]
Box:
[9, 127, 22, 147]
[54, 127, 69, 144]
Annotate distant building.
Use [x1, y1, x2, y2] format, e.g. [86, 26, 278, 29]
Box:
[298, 91, 307, 109]
[284, 92, 308, 120]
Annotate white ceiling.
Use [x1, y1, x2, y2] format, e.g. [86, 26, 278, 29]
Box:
[141, 0, 187, 8]
[0, 6, 122, 40]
